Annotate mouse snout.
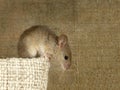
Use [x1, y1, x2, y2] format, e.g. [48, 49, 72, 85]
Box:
[63, 62, 71, 70]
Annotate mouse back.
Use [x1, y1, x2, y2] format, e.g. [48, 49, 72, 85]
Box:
[18, 25, 58, 57]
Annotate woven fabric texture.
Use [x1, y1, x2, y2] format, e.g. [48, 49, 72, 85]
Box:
[0, 58, 50, 90]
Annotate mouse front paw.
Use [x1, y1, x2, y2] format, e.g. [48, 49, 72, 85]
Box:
[43, 53, 53, 61]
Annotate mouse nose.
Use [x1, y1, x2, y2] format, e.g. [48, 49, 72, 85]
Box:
[64, 62, 71, 69]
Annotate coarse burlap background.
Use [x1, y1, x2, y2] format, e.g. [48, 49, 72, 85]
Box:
[0, 0, 120, 90]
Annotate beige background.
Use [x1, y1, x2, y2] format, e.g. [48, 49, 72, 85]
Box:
[0, 0, 120, 90]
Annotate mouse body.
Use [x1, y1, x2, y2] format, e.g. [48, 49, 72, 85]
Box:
[18, 25, 71, 70]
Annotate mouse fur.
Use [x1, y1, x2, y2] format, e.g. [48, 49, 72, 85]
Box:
[18, 25, 72, 70]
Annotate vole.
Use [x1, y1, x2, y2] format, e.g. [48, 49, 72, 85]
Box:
[18, 25, 71, 70]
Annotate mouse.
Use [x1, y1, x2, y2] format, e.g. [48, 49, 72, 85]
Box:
[17, 25, 72, 70]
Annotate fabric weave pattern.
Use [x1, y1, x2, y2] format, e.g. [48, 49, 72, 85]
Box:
[0, 58, 50, 90]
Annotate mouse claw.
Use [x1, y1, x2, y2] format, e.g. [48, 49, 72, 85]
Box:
[44, 53, 53, 61]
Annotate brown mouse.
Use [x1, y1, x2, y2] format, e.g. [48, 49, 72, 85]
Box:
[18, 25, 72, 70]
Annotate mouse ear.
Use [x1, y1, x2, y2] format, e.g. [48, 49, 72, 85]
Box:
[58, 34, 68, 48]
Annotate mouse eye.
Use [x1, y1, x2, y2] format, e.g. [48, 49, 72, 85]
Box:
[64, 56, 68, 60]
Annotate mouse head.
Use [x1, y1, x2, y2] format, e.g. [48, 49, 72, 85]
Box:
[56, 34, 72, 70]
